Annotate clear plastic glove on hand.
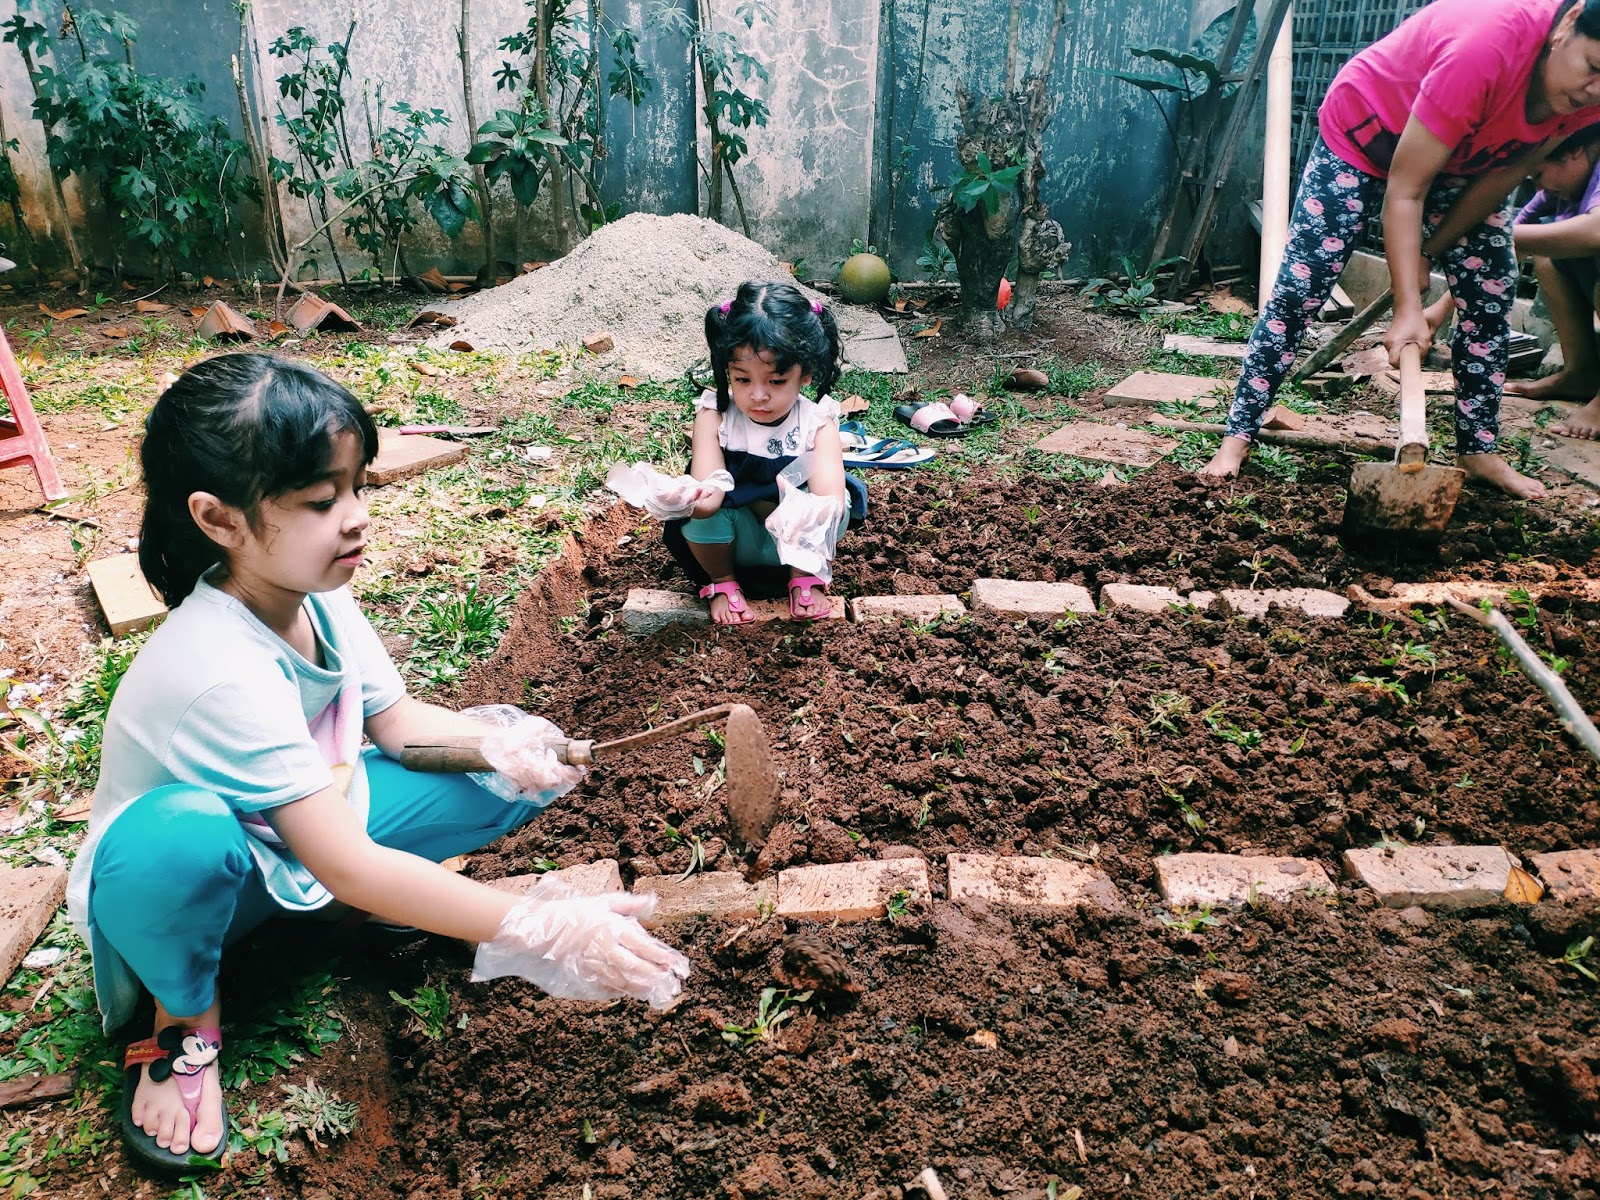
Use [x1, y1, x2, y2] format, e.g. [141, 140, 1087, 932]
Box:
[473, 874, 691, 1009]
[606, 462, 734, 521]
[459, 704, 585, 807]
[764, 476, 846, 584]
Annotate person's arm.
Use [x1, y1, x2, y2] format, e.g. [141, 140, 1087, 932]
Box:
[1420, 137, 1561, 256]
[1515, 210, 1600, 258]
[688, 406, 726, 518]
[269, 785, 514, 939]
[806, 422, 846, 501]
[365, 694, 502, 760]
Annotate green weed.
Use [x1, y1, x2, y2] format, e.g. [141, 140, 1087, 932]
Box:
[1201, 703, 1262, 749]
[390, 981, 452, 1040]
[1161, 905, 1222, 934]
[1349, 673, 1411, 705]
[1554, 936, 1597, 982]
[279, 1077, 359, 1146]
[722, 987, 813, 1045]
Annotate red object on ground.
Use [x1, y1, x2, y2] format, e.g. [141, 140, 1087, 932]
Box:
[0, 327, 67, 502]
[998, 278, 1012, 310]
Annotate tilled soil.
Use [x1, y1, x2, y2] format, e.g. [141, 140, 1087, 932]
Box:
[284, 462, 1600, 1200]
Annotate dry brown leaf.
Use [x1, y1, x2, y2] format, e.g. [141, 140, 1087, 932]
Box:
[120, 280, 136, 292]
[100, 325, 132, 338]
[967, 1030, 998, 1050]
[521, 260, 548, 272]
[446, 282, 471, 293]
[910, 317, 943, 339]
[411, 361, 441, 377]
[448, 339, 475, 352]
[134, 299, 171, 313]
[408, 309, 458, 328]
[266, 320, 292, 338]
[40, 305, 88, 320]
[21, 347, 45, 369]
[203, 275, 215, 287]
[839, 393, 869, 416]
[618, 374, 640, 388]
[188, 306, 209, 319]
[1504, 864, 1544, 905]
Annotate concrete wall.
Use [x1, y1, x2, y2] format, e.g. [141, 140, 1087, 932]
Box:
[0, 0, 1283, 281]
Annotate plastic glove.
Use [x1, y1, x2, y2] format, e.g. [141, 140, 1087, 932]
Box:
[459, 704, 585, 807]
[764, 476, 846, 584]
[606, 462, 734, 521]
[472, 874, 691, 1009]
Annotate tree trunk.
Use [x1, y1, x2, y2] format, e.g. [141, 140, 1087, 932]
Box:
[1008, 74, 1068, 330]
[941, 90, 1023, 342]
[459, 0, 495, 285]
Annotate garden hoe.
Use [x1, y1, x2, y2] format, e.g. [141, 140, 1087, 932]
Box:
[1340, 342, 1463, 549]
[399, 702, 780, 849]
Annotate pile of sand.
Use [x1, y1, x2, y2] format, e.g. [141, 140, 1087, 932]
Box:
[427, 213, 826, 379]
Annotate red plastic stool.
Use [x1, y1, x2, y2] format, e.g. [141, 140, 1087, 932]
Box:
[0, 326, 67, 503]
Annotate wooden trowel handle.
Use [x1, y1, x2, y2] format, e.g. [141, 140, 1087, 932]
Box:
[1396, 342, 1428, 467]
[398, 703, 737, 774]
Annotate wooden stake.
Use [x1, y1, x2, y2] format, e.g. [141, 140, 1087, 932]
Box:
[914, 1167, 950, 1200]
[1445, 596, 1600, 765]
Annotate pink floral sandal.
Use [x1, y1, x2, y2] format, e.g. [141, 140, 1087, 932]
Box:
[788, 576, 831, 621]
[122, 1025, 229, 1172]
[699, 580, 753, 623]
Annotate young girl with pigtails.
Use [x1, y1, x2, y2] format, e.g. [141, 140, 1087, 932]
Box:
[68, 353, 688, 1174]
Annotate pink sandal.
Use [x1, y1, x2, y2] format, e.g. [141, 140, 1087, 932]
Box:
[122, 1025, 229, 1171]
[699, 580, 752, 623]
[788, 575, 831, 621]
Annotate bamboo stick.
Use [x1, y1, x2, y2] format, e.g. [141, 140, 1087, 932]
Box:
[1445, 595, 1600, 765]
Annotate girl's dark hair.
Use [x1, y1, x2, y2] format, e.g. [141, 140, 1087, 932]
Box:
[138, 352, 378, 605]
[703, 279, 842, 411]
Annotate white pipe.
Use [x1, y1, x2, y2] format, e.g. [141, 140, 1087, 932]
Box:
[1259, 3, 1294, 304]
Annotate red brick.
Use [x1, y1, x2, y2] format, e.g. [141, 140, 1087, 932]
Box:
[1216, 588, 1349, 620]
[969, 579, 1094, 619]
[1529, 848, 1600, 902]
[490, 859, 623, 898]
[632, 871, 775, 926]
[1100, 583, 1184, 613]
[847, 595, 965, 624]
[1156, 853, 1333, 907]
[0, 866, 67, 988]
[623, 588, 843, 634]
[776, 859, 931, 922]
[1342, 845, 1515, 908]
[947, 854, 1122, 910]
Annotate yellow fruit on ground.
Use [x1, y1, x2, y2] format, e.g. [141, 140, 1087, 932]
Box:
[838, 253, 891, 305]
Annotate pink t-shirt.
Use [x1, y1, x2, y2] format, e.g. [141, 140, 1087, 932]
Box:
[1320, 0, 1600, 178]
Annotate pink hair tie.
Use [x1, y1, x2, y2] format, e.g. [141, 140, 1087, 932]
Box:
[718, 300, 732, 314]
[811, 300, 823, 315]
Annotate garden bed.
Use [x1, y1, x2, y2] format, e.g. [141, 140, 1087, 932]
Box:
[269, 463, 1600, 1200]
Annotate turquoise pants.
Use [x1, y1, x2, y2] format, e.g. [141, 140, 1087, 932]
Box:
[683, 503, 850, 569]
[88, 752, 541, 1023]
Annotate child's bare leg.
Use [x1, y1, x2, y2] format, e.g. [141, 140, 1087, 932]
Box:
[1201, 435, 1252, 478]
[1423, 289, 1456, 340]
[686, 541, 754, 624]
[1510, 257, 1600, 405]
[131, 997, 225, 1157]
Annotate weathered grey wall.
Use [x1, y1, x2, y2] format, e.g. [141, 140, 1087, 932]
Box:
[1, 0, 1283, 281]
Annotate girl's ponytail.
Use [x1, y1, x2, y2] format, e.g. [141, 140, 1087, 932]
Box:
[810, 302, 842, 400]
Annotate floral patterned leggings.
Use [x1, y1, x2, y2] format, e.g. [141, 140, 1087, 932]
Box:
[1225, 138, 1516, 455]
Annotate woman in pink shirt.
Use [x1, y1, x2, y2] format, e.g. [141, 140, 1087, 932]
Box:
[1203, 0, 1600, 499]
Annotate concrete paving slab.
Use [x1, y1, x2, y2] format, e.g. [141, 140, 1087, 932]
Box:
[368, 430, 468, 486]
[490, 860, 624, 897]
[86, 554, 168, 637]
[0, 866, 67, 988]
[847, 595, 965, 623]
[969, 579, 1095, 619]
[1541, 434, 1600, 493]
[1103, 371, 1227, 410]
[1100, 583, 1185, 613]
[1529, 848, 1600, 901]
[1342, 845, 1516, 908]
[839, 310, 908, 373]
[1034, 423, 1175, 468]
[776, 859, 931, 922]
[947, 854, 1122, 910]
[1162, 334, 1249, 359]
[1215, 588, 1350, 620]
[633, 871, 775, 926]
[1156, 853, 1334, 907]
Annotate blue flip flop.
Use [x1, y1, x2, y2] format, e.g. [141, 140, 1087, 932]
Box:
[842, 436, 935, 469]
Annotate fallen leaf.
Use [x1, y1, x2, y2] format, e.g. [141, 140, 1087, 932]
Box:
[21, 347, 46, 368]
[446, 282, 471, 293]
[188, 306, 209, 319]
[54, 795, 92, 822]
[417, 266, 450, 293]
[618, 374, 640, 388]
[910, 317, 943, 339]
[203, 275, 215, 287]
[120, 280, 136, 292]
[39, 305, 87, 320]
[1504, 864, 1544, 905]
[1207, 286, 1254, 316]
[266, 320, 291, 338]
[134, 299, 171, 313]
[99, 325, 132, 338]
[408, 310, 458, 328]
[448, 339, 475, 352]
[521, 260, 548, 273]
[839, 393, 869, 417]
[411, 361, 441, 377]
[967, 1030, 998, 1050]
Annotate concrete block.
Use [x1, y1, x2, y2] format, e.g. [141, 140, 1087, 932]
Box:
[368, 430, 468, 487]
[623, 588, 845, 634]
[1156, 853, 1334, 907]
[1102, 371, 1226, 410]
[1100, 583, 1185, 614]
[1342, 845, 1516, 908]
[86, 554, 168, 637]
[947, 854, 1122, 910]
[969, 579, 1095, 619]
[633, 871, 775, 926]
[1162, 333, 1249, 359]
[490, 860, 624, 898]
[776, 859, 931, 922]
[1034, 422, 1175, 468]
[1529, 848, 1600, 902]
[1217, 588, 1350, 620]
[0, 866, 67, 987]
[847, 595, 965, 624]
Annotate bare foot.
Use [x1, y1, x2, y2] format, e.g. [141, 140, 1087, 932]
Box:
[131, 1019, 226, 1157]
[1199, 435, 1250, 478]
[704, 581, 755, 625]
[1506, 368, 1600, 402]
[1457, 453, 1547, 500]
[1549, 396, 1600, 439]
